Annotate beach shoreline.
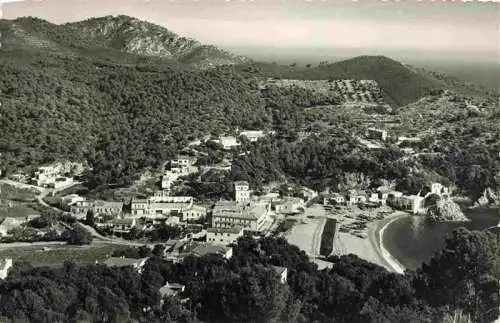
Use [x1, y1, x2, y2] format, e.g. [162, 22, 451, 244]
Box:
[332, 208, 408, 274]
[371, 211, 407, 274]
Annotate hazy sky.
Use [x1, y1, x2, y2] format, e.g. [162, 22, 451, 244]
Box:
[1, 0, 498, 62]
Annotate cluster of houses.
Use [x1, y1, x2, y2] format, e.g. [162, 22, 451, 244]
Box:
[364, 127, 423, 145]
[68, 177, 314, 246]
[162, 155, 198, 190]
[9, 161, 85, 189]
[323, 182, 451, 215]
[69, 190, 208, 234]
[188, 130, 274, 150]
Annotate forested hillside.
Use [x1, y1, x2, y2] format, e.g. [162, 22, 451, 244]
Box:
[1, 231, 499, 323]
[1, 15, 497, 196]
[0, 49, 268, 186]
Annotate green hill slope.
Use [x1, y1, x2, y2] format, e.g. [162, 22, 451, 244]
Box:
[239, 55, 497, 107]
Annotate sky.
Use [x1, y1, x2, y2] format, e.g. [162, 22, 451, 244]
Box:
[0, 0, 498, 63]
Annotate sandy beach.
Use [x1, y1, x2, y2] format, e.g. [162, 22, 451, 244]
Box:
[331, 207, 407, 273]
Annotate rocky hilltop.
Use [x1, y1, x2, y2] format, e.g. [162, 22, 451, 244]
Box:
[0, 15, 250, 69]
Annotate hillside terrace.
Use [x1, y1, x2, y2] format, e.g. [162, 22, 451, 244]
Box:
[261, 78, 387, 106]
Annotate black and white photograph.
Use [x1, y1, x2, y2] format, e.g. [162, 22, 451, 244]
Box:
[0, 0, 499, 322]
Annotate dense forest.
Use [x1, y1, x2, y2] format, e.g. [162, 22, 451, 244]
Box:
[229, 135, 411, 192]
[0, 229, 498, 323]
[0, 48, 269, 186]
[0, 44, 342, 189]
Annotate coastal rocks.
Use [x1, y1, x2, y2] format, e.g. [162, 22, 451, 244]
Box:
[427, 198, 470, 223]
[474, 187, 500, 207]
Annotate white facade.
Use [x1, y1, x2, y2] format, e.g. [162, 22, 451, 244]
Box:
[215, 136, 240, 150]
[161, 173, 177, 190]
[94, 201, 124, 216]
[62, 194, 85, 205]
[149, 191, 193, 203]
[324, 193, 346, 206]
[430, 183, 449, 196]
[170, 156, 196, 174]
[405, 195, 425, 214]
[240, 130, 265, 142]
[33, 161, 84, 187]
[234, 181, 250, 202]
[212, 201, 269, 232]
[70, 200, 123, 219]
[111, 218, 137, 233]
[70, 200, 95, 218]
[206, 227, 244, 245]
[181, 205, 207, 222]
[131, 194, 194, 218]
[274, 197, 305, 214]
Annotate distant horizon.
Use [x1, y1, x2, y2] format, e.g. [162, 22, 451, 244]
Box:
[1, 1, 498, 89]
[2, 0, 498, 64]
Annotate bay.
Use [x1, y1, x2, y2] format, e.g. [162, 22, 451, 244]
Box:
[383, 206, 499, 270]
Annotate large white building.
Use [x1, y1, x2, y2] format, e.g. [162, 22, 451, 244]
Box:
[212, 200, 269, 232]
[32, 161, 84, 187]
[170, 156, 197, 174]
[206, 226, 244, 245]
[131, 191, 202, 219]
[234, 181, 250, 202]
[94, 200, 124, 216]
[213, 136, 240, 150]
[239, 130, 266, 142]
[70, 199, 123, 219]
[429, 182, 450, 196]
[181, 205, 207, 222]
[273, 197, 305, 214]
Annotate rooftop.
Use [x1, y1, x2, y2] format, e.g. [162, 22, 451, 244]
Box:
[219, 136, 237, 141]
[234, 181, 249, 186]
[190, 205, 207, 212]
[191, 244, 232, 257]
[214, 201, 267, 220]
[173, 155, 197, 162]
[94, 200, 124, 208]
[111, 218, 135, 226]
[149, 202, 192, 210]
[240, 130, 265, 137]
[131, 198, 149, 204]
[207, 226, 243, 234]
[159, 282, 185, 297]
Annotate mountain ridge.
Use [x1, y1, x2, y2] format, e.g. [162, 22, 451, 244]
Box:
[0, 15, 250, 68]
[238, 55, 498, 107]
[1, 15, 496, 107]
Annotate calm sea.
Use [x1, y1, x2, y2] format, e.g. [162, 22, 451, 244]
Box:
[383, 206, 499, 270]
